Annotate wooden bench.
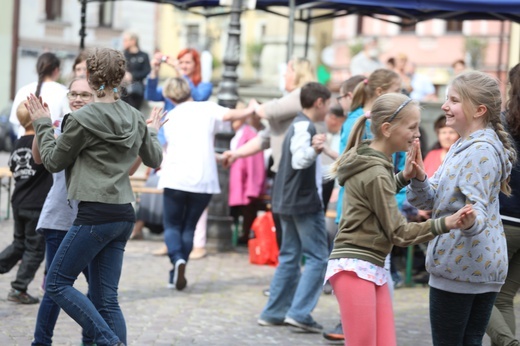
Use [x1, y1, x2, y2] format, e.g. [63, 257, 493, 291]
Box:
[0, 167, 13, 220]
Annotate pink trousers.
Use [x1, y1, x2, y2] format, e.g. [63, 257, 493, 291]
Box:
[329, 271, 396, 346]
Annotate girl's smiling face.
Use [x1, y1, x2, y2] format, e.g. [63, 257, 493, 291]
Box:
[390, 106, 421, 153]
[68, 79, 94, 111]
[442, 87, 468, 136]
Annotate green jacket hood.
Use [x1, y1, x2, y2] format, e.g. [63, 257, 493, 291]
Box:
[70, 100, 140, 149]
[337, 141, 393, 187]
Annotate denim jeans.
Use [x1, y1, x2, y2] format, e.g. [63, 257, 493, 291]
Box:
[32, 229, 93, 346]
[163, 188, 212, 265]
[0, 208, 45, 292]
[430, 286, 497, 346]
[260, 211, 329, 325]
[46, 221, 133, 346]
[487, 223, 520, 346]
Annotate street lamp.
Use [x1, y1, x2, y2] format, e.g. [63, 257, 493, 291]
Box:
[207, 0, 243, 252]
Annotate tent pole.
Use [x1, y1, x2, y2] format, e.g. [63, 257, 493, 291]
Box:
[79, 0, 87, 50]
[286, 0, 295, 61]
[304, 9, 311, 58]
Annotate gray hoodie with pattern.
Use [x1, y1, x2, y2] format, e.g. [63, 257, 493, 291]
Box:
[407, 128, 512, 294]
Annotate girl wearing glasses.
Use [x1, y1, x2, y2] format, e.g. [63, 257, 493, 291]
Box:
[31, 77, 95, 346]
[327, 93, 475, 346]
[407, 71, 516, 346]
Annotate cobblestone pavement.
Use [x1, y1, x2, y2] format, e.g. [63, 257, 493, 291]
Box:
[1, 218, 517, 346]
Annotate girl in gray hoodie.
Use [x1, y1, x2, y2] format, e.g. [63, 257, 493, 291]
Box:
[407, 71, 516, 346]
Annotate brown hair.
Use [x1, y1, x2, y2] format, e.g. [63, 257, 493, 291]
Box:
[35, 52, 60, 98]
[86, 48, 126, 100]
[300, 82, 331, 109]
[162, 77, 191, 104]
[506, 63, 520, 137]
[433, 114, 447, 133]
[339, 75, 366, 96]
[350, 69, 400, 112]
[72, 50, 88, 73]
[451, 71, 517, 195]
[329, 93, 418, 178]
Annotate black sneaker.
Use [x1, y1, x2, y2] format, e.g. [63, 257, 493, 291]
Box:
[284, 316, 323, 333]
[8, 289, 39, 304]
[323, 322, 344, 341]
[174, 259, 187, 290]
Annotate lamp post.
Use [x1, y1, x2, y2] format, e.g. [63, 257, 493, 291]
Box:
[207, 0, 243, 252]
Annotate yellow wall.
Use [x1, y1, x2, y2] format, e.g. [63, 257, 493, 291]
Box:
[0, 0, 14, 107]
[510, 23, 520, 68]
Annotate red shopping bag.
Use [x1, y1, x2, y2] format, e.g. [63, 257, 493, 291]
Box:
[248, 211, 279, 266]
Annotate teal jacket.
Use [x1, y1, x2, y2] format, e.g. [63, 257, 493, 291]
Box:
[33, 100, 162, 204]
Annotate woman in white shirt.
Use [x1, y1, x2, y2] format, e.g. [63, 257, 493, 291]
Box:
[158, 77, 257, 290]
[10, 52, 69, 137]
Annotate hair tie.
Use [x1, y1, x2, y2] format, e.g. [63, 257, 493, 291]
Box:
[364, 111, 371, 119]
[98, 85, 105, 91]
[113, 87, 118, 93]
[363, 79, 368, 85]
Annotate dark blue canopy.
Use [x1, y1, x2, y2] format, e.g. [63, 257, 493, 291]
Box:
[85, 0, 520, 23]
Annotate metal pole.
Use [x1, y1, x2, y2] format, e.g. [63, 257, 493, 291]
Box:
[209, 0, 243, 252]
[286, 0, 295, 61]
[79, 0, 87, 50]
[304, 10, 311, 58]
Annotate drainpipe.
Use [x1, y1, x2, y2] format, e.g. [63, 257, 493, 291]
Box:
[10, 0, 20, 100]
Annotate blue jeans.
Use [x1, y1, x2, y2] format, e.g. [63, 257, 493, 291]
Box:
[33, 229, 93, 346]
[430, 286, 497, 346]
[163, 188, 212, 265]
[260, 211, 329, 325]
[46, 221, 133, 346]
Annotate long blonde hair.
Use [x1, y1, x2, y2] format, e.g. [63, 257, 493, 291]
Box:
[290, 57, 316, 89]
[329, 93, 419, 178]
[450, 71, 517, 195]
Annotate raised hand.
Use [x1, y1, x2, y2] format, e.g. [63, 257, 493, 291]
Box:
[25, 94, 51, 121]
[146, 107, 168, 131]
[403, 139, 426, 181]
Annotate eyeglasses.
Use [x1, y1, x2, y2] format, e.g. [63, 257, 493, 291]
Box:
[67, 92, 93, 101]
[336, 94, 348, 102]
[388, 98, 412, 122]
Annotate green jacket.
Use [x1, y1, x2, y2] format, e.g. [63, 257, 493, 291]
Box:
[330, 141, 448, 268]
[34, 100, 162, 204]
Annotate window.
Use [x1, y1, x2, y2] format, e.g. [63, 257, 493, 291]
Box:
[446, 20, 463, 33]
[99, 2, 114, 27]
[400, 18, 416, 33]
[186, 24, 200, 48]
[45, 0, 62, 21]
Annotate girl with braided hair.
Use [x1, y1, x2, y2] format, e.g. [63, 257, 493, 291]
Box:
[25, 47, 163, 346]
[10, 52, 69, 138]
[407, 71, 517, 345]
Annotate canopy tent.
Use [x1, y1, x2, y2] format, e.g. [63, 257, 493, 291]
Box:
[83, 0, 520, 23]
[81, 0, 520, 57]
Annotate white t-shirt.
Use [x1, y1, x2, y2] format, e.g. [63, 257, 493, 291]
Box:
[10, 81, 70, 137]
[158, 101, 229, 194]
